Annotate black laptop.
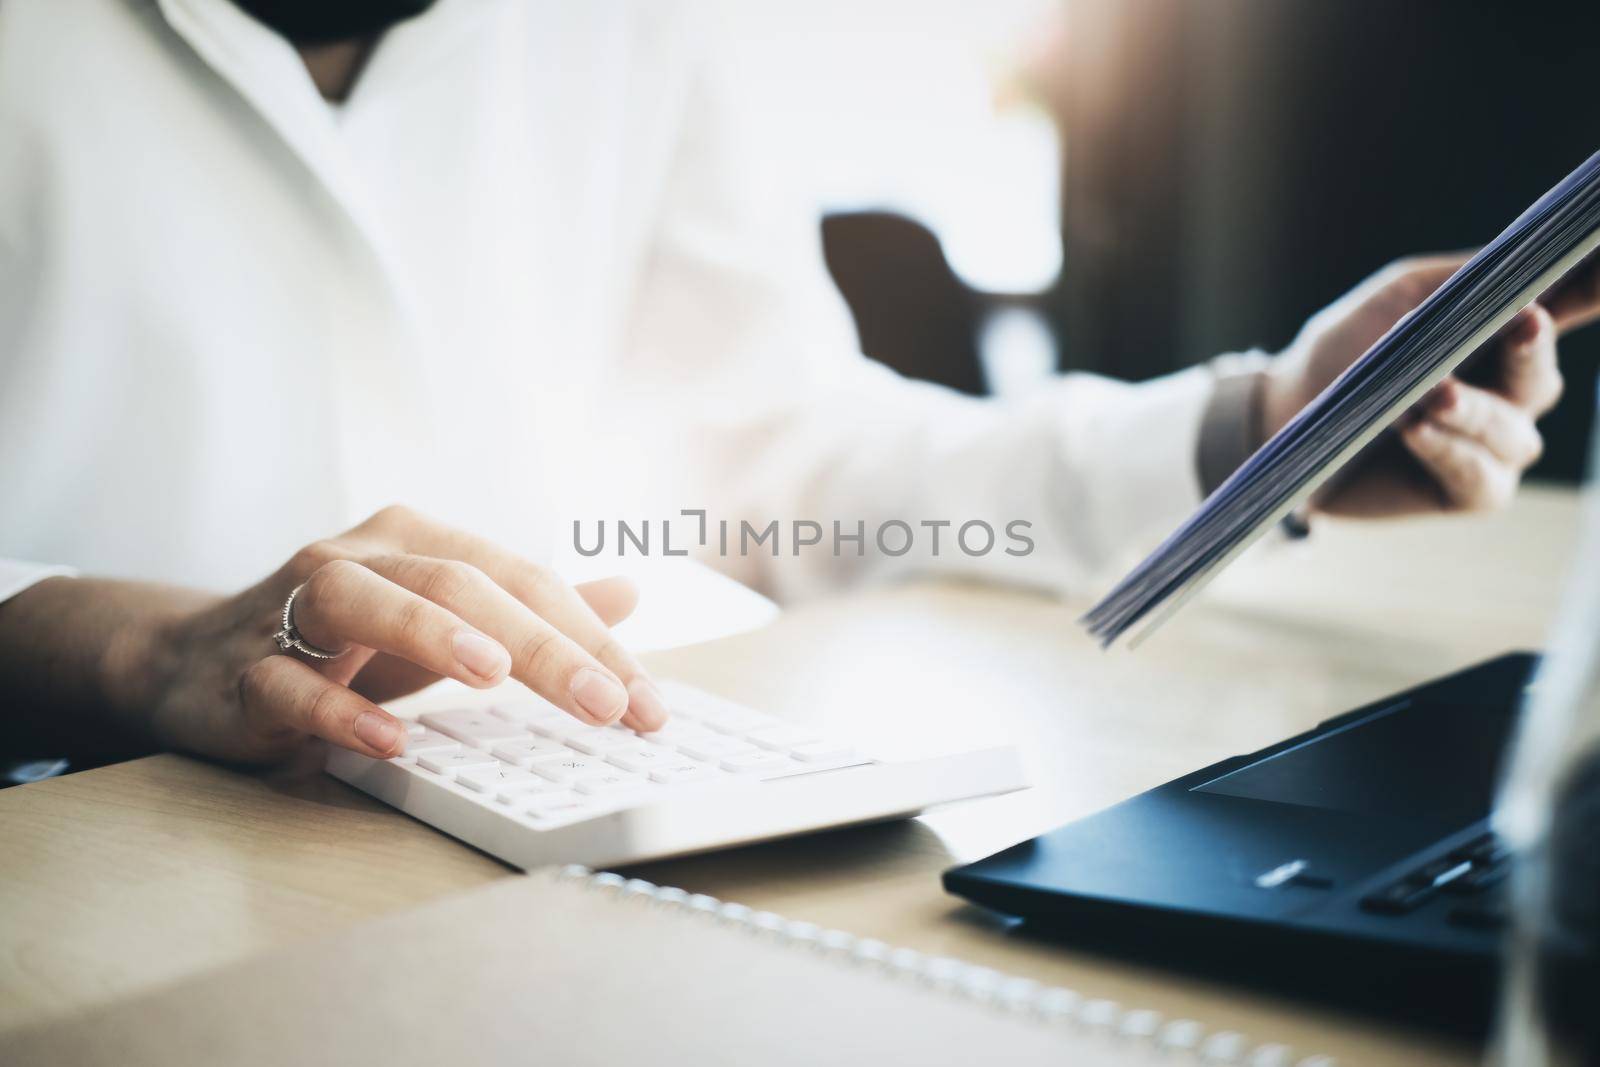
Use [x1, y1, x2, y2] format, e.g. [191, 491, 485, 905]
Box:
[944, 652, 1532, 1033]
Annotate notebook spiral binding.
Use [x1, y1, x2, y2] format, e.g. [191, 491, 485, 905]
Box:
[554, 866, 1335, 1067]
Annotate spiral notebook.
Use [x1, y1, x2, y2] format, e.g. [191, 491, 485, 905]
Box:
[1084, 148, 1600, 647]
[3, 867, 1332, 1067]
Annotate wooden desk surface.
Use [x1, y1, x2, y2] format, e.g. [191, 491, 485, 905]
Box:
[0, 486, 1583, 1064]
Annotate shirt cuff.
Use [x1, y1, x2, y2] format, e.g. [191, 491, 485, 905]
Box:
[1196, 351, 1274, 496]
[1194, 351, 1317, 542]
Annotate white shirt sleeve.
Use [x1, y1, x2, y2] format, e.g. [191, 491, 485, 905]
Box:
[0, 560, 75, 604]
[601, 34, 1223, 603]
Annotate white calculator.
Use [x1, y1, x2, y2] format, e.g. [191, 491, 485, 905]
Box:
[326, 681, 1027, 869]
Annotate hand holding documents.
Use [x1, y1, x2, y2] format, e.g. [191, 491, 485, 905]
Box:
[1085, 150, 1600, 647]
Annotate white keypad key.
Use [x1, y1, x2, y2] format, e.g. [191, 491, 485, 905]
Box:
[680, 691, 770, 727]
[488, 701, 566, 726]
[634, 721, 718, 746]
[487, 704, 529, 723]
[720, 750, 795, 775]
[401, 729, 461, 755]
[417, 749, 500, 777]
[521, 791, 592, 821]
[790, 742, 857, 763]
[699, 708, 779, 737]
[490, 737, 567, 766]
[678, 736, 759, 762]
[647, 762, 723, 785]
[574, 771, 647, 796]
[403, 721, 428, 739]
[744, 725, 820, 751]
[497, 783, 556, 804]
[456, 764, 543, 795]
[529, 716, 605, 741]
[419, 709, 528, 747]
[531, 756, 607, 785]
[521, 746, 587, 767]
[604, 744, 680, 774]
[564, 728, 640, 756]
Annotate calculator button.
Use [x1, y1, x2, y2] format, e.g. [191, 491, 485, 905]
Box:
[678, 737, 759, 761]
[489, 701, 566, 725]
[496, 779, 557, 804]
[403, 721, 428, 738]
[402, 729, 462, 755]
[417, 749, 500, 777]
[648, 763, 723, 785]
[720, 751, 794, 774]
[574, 772, 648, 796]
[529, 717, 602, 741]
[456, 764, 543, 794]
[745, 726, 820, 751]
[520, 746, 586, 766]
[489, 737, 567, 766]
[419, 709, 528, 747]
[790, 742, 857, 763]
[522, 791, 593, 821]
[700, 709, 780, 736]
[605, 745, 679, 773]
[531, 756, 606, 785]
[634, 721, 718, 746]
[565, 728, 641, 756]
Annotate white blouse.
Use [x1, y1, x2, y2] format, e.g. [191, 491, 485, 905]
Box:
[0, 0, 1225, 608]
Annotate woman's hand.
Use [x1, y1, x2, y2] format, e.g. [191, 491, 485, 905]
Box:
[4, 506, 669, 766]
[1259, 252, 1600, 517]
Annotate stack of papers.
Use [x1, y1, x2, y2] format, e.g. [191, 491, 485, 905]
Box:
[1084, 150, 1600, 648]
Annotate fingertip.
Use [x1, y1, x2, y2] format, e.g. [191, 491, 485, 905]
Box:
[1429, 379, 1458, 413]
[1509, 307, 1538, 343]
[452, 630, 512, 687]
[1514, 303, 1554, 347]
[1402, 417, 1441, 452]
[626, 677, 670, 732]
[570, 667, 629, 725]
[353, 710, 405, 757]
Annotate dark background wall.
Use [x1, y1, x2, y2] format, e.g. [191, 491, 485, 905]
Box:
[825, 0, 1600, 480]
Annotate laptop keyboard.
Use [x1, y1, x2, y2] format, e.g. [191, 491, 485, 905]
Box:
[1359, 832, 1511, 927]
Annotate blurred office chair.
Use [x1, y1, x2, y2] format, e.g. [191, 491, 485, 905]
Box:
[821, 211, 989, 397]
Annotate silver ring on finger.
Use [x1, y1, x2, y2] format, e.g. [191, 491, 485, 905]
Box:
[271, 582, 348, 660]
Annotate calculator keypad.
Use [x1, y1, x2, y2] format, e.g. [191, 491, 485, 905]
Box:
[391, 686, 868, 827]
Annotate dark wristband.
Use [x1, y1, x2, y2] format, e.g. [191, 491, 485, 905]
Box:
[1196, 368, 1268, 497]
